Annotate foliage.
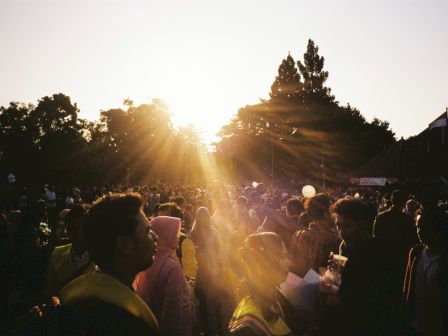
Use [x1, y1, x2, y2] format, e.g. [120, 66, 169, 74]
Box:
[0, 39, 397, 186]
[216, 39, 396, 182]
[0, 96, 206, 186]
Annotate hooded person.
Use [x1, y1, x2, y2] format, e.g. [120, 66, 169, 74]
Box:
[134, 216, 194, 336]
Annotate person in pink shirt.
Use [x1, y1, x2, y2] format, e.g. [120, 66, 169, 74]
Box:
[134, 216, 194, 336]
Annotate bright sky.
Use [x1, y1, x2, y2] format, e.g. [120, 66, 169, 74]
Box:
[1, 0, 447, 144]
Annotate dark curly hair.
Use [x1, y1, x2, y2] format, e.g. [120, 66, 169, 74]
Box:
[84, 193, 143, 268]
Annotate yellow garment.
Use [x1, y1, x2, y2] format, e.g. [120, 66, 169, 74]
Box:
[229, 296, 291, 336]
[172, 237, 198, 279]
[47, 243, 96, 296]
[60, 272, 159, 330]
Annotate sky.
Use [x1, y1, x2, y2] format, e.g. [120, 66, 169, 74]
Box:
[1, 0, 447, 144]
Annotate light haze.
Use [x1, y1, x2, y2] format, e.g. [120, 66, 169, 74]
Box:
[1, 0, 447, 144]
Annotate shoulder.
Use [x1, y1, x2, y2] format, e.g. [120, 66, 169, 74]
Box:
[65, 299, 160, 336]
[409, 244, 424, 258]
[51, 243, 72, 258]
[376, 209, 391, 219]
[164, 258, 184, 277]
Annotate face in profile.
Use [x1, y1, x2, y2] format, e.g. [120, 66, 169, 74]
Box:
[133, 210, 158, 272]
[416, 214, 436, 246]
[334, 214, 358, 244]
[273, 243, 290, 286]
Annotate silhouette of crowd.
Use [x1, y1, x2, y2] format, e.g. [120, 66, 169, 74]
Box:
[1, 181, 447, 336]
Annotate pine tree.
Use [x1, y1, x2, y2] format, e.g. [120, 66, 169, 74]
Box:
[270, 53, 302, 103]
[298, 39, 334, 103]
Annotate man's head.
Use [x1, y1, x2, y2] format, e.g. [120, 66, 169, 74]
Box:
[286, 198, 303, 218]
[416, 205, 448, 248]
[405, 199, 420, 217]
[84, 193, 157, 274]
[391, 190, 407, 209]
[331, 198, 371, 245]
[174, 196, 186, 210]
[306, 193, 332, 222]
[66, 204, 89, 252]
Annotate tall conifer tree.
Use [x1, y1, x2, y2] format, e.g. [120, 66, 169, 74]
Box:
[298, 39, 334, 103]
[270, 53, 302, 103]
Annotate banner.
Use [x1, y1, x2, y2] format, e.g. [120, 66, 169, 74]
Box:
[359, 177, 387, 186]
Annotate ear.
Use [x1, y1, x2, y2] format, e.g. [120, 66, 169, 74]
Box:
[116, 235, 135, 256]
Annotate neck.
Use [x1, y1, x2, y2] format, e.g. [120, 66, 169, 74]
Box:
[102, 261, 136, 288]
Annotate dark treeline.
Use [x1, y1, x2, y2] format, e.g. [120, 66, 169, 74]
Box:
[216, 39, 396, 182]
[0, 96, 207, 186]
[1, 39, 396, 187]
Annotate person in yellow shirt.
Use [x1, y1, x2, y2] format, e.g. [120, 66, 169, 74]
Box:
[229, 232, 303, 336]
[47, 204, 95, 296]
[59, 193, 160, 335]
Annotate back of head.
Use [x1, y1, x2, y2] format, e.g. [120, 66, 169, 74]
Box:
[286, 198, 303, 217]
[158, 203, 182, 220]
[84, 193, 143, 268]
[157, 202, 172, 216]
[306, 193, 332, 222]
[66, 204, 89, 233]
[391, 190, 407, 208]
[240, 232, 283, 269]
[406, 199, 420, 214]
[174, 196, 185, 209]
[331, 197, 371, 230]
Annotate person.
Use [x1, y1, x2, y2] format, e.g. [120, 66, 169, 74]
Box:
[47, 205, 95, 296]
[190, 207, 228, 335]
[403, 205, 448, 336]
[404, 198, 420, 220]
[58, 193, 159, 335]
[229, 232, 306, 336]
[373, 190, 418, 294]
[157, 203, 198, 281]
[134, 216, 194, 336]
[235, 196, 256, 236]
[260, 198, 303, 250]
[326, 197, 403, 335]
[289, 193, 340, 277]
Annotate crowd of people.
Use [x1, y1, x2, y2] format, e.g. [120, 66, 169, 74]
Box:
[1, 181, 447, 335]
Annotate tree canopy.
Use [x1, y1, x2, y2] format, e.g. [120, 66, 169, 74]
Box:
[216, 39, 395, 183]
[0, 39, 396, 187]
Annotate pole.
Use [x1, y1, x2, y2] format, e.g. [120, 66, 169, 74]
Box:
[271, 128, 274, 186]
[320, 156, 325, 191]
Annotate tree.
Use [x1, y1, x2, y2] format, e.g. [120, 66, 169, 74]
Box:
[29, 94, 88, 184]
[297, 39, 334, 103]
[0, 102, 37, 183]
[270, 53, 302, 104]
[217, 39, 396, 183]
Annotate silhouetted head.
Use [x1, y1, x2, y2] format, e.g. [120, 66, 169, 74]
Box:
[286, 198, 303, 218]
[331, 197, 371, 245]
[416, 205, 448, 249]
[84, 193, 158, 275]
[307, 193, 332, 222]
[391, 190, 407, 209]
